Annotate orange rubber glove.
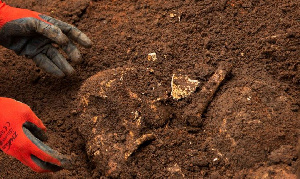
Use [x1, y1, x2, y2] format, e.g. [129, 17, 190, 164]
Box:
[0, 1, 92, 77]
[0, 97, 72, 172]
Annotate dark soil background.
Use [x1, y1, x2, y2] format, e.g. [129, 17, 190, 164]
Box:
[0, 0, 299, 178]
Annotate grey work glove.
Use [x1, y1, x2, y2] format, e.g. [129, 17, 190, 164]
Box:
[0, 1, 92, 77]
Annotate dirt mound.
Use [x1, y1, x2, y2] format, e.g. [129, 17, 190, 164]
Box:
[77, 64, 299, 178]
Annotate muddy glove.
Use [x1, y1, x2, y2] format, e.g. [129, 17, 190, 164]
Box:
[0, 97, 72, 172]
[0, 1, 92, 77]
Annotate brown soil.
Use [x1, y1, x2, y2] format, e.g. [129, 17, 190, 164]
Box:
[0, 0, 299, 178]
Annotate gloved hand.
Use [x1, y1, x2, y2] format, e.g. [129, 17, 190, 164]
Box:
[0, 97, 72, 172]
[0, 1, 92, 77]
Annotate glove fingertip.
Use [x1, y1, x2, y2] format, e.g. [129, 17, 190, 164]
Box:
[62, 42, 83, 64]
[33, 54, 66, 77]
[79, 35, 93, 49]
[41, 123, 47, 131]
[32, 114, 46, 129]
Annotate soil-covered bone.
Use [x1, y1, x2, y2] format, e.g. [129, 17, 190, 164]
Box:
[77, 66, 170, 177]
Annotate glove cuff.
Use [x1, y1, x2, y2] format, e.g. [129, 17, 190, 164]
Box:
[0, 2, 43, 29]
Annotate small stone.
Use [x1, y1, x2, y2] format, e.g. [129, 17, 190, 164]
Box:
[167, 163, 181, 173]
[91, 116, 98, 124]
[191, 156, 209, 167]
[148, 53, 157, 61]
[170, 13, 176, 18]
